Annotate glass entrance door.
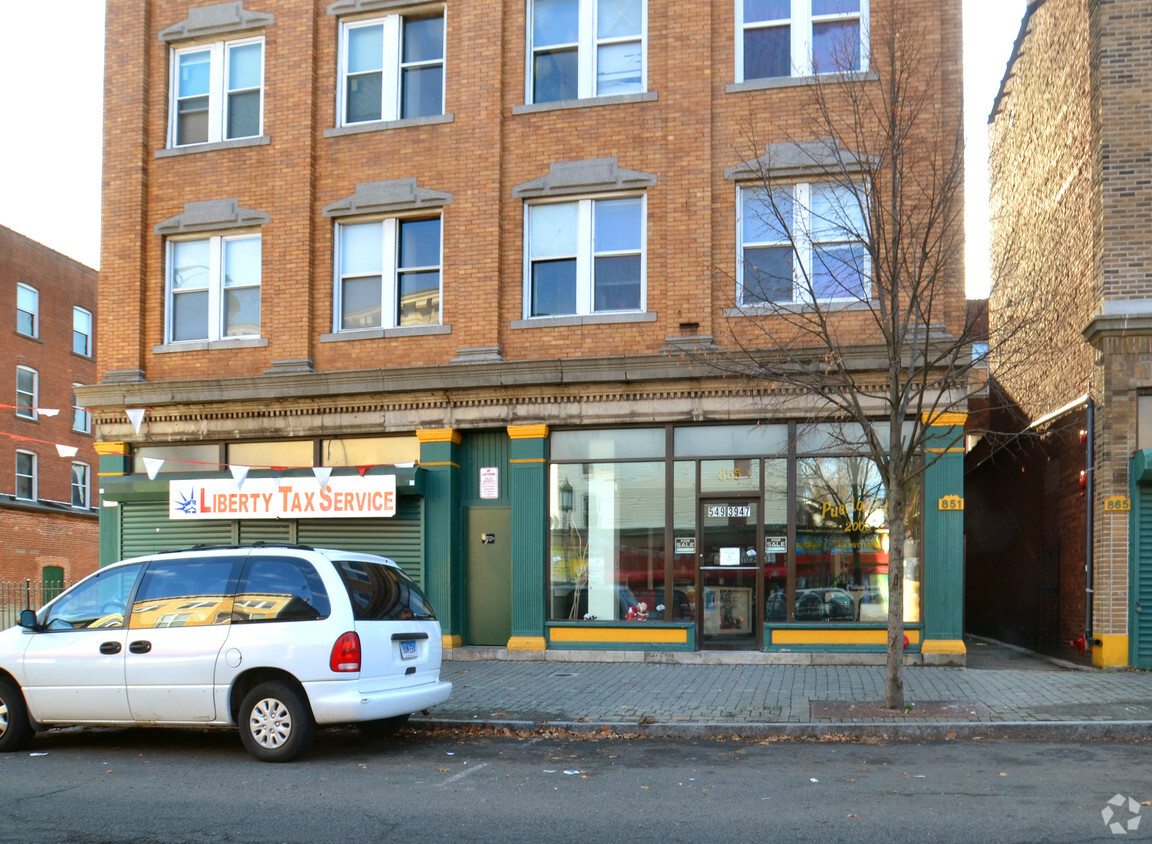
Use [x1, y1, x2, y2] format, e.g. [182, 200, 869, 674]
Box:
[698, 497, 761, 649]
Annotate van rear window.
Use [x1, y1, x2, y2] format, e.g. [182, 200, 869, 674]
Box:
[332, 560, 437, 621]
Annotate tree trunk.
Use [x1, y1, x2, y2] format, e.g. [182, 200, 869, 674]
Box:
[884, 478, 906, 709]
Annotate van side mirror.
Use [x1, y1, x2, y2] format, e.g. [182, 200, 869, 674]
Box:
[18, 609, 38, 630]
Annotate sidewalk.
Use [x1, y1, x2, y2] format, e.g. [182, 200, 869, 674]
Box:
[412, 638, 1152, 741]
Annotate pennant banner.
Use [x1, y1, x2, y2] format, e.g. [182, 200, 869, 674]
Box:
[55, 444, 79, 458]
[230, 465, 250, 490]
[143, 456, 165, 480]
[312, 466, 333, 490]
[126, 408, 147, 435]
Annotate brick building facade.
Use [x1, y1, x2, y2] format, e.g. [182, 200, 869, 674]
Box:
[83, 0, 968, 661]
[0, 225, 100, 600]
[986, 0, 1152, 667]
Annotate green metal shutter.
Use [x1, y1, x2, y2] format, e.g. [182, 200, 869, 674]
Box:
[239, 520, 294, 545]
[120, 501, 233, 558]
[1135, 484, 1152, 668]
[296, 497, 424, 586]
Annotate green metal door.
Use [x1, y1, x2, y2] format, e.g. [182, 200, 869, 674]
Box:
[41, 566, 64, 604]
[465, 506, 512, 646]
[1133, 479, 1152, 668]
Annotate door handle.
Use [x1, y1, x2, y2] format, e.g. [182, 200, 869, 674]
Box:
[129, 640, 152, 654]
[99, 642, 122, 655]
[1138, 602, 1143, 614]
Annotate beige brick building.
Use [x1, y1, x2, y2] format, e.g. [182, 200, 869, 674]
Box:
[83, 0, 968, 661]
[988, 0, 1152, 667]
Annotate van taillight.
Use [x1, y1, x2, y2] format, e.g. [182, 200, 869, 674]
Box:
[330, 631, 361, 672]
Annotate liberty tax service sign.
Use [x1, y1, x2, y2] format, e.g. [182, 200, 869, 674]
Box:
[169, 476, 397, 520]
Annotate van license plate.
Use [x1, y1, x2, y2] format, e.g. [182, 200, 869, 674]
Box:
[400, 639, 418, 660]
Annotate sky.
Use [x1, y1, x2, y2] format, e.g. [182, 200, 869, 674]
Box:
[0, 1, 1025, 297]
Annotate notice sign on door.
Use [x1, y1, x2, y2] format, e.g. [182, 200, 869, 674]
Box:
[479, 467, 499, 500]
[169, 475, 397, 519]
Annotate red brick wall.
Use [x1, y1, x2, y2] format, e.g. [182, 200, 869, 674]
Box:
[0, 506, 99, 587]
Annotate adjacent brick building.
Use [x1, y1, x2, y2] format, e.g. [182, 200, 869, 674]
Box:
[984, 0, 1152, 667]
[83, 0, 968, 661]
[0, 225, 100, 611]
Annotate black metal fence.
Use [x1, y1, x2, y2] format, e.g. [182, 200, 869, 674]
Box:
[0, 579, 69, 630]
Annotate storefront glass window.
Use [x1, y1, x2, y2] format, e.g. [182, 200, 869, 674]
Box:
[763, 459, 789, 621]
[321, 436, 419, 466]
[134, 444, 222, 474]
[672, 461, 697, 620]
[228, 440, 314, 469]
[795, 456, 920, 623]
[551, 428, 664, 460]
[549, 461, 666, 622]
[674, 423, 787, 457]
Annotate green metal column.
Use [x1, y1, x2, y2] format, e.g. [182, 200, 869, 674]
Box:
[94, 442, 131, 565]
[921, 413, 966, 656]
[418, 429, 463, 648]
[507, 425, 548, 650]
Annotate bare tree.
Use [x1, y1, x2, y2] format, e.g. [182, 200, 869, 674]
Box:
[709, 4, 1019, 707]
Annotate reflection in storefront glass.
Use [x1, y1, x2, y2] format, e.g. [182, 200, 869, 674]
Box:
[794, 457, 920, 624]
[548, 462, 670, 622]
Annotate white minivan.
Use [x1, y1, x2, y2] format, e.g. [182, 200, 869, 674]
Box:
[0, 545, 452, 762]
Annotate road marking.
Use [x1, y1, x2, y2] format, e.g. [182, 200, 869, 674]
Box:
[440, 762, 488, 786]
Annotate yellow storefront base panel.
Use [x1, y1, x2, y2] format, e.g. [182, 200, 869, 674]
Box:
[1093, 634, 1128, 667]
[442, 634, 463, 649]
[771, 628, 921, 646]
[549, 627, 689, 645]
[507, 636, 547, 651]
[921, 639, 966, 655]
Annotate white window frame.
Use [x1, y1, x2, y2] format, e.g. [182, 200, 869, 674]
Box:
[16, 283, 38, 338]
[71, 462, 90, 509]
[15, 450, 36, 502]
[737, 182, 870, 305]
[337, 12, 445, 127]
[72, 386, 91, 434]
[16, 366, 38, 420]
[735, 0, 868, 82]
[165, 233, 262, 344]
[168, 36, 265, 147]
[522, 194, 647, 318]
[73, 307, 93, 357]
[526, 0, 648, 104]
[333, 216, 444, 331]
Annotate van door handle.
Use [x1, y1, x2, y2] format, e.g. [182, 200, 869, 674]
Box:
[100, 642, 122, 655]
[129, 640, 152, 654]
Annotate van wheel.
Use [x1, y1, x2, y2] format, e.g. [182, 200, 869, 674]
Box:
[361, 713, 410, 738]
[239, 682, 314, 763]
[0, 677, 33, 753]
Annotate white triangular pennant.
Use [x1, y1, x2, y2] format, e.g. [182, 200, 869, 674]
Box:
[143, 456, 165, 480]
[55, 444, 78, 458]
[230, 465, 250, 490]
[38, 408, 60, 417]
[126, 407, 147, 434]
[312, 466, 333, 490]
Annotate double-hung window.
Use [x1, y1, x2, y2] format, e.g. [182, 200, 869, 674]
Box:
[71, 463, 89, 509]
[339, 13, 444, 126]
[336, 217, 442, 330]
[16, 367, 37, 420]
[73, 307, 93, 356]
[738, 182, 869, 305]
[167, 234, 261, 342]
[16, 283, 37, 337]
[72, 387, 91, 434]
[529, 0, 645, 103]
[170, 37, 264, 147]
[526, 196, 645, 317]
[737, 0, 866, 82]
[15, 451, 36, 501]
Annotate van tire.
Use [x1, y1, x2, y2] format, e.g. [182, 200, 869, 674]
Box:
[0, 677, 33, 753]
[239, 682, 315, 762]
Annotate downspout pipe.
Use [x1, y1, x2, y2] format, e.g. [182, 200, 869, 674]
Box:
[1085, 396, 1095, 641]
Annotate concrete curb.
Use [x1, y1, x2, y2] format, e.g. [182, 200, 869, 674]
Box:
[410, 717, 1152, 742]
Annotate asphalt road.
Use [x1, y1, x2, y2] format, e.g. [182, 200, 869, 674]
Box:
[0, 726, 1149, 843]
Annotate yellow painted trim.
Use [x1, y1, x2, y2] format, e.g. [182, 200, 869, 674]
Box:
[548, 626, 688, 645]
[97, 471, 126, 477]
[417, 429, 462, 444]
[509, 458, 545, 464]
[771, 628, 921, 646]
[1093, 634, 1128, 667]
[507, 424, 549, 440]
[420, 461, 460, 469]
[920, 639, 966, 655]
[442, 634, 463, 649]
[507, 636, 547, 651]
[922, 411, 967, 427]
[925, 447, 966, 453]
[94, 442, 128, 455]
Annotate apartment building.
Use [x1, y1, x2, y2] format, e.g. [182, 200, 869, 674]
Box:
[1, 225, 99, 597]
[83, 0, 967, 661]
[982, 0, 1152, 667]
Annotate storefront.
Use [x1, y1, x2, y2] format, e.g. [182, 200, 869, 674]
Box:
[95, 416, 965, 663]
